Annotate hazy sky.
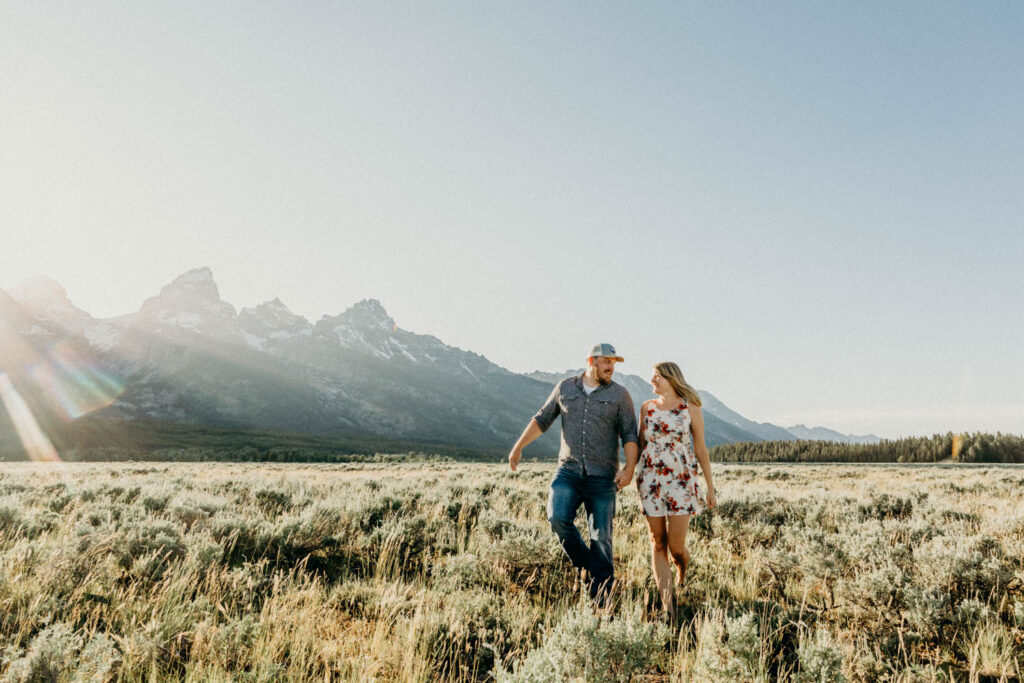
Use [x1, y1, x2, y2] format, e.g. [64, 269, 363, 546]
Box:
[2, 3, 1022, 438]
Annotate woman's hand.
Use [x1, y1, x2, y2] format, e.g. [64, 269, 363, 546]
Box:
[705, 486, 717, 510]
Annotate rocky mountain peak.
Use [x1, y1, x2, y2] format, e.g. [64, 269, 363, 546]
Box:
[337, 299, 395, 330]
[155, 267, 221, 303]
[8, 275, 91, 329]
[0, 287, 21, 319]
[9, 275, 71, 305]
[132, 267, 238, 339]
[137, 267, 234, 316]
[247, 297, 291, 315]
[239, 298, 311, 337]
[0, 290, 52, 366]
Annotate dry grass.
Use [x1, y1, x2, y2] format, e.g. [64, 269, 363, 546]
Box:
[0, 461, 1022, 681]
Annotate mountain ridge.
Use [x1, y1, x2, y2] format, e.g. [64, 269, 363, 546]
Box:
[1, 268, 880, 457]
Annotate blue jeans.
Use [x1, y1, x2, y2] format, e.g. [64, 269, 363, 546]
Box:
[547, 466, 617, 602]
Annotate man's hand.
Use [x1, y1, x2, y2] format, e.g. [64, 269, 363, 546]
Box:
[508, 447, 522, 472]
[614, 466, 635, 489]
[508, 421, 543, 473]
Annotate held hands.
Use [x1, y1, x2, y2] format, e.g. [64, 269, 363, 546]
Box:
[614, 466, 635, 490]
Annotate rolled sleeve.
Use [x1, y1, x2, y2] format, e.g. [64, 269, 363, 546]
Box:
[532, 384, 562, 433]
[617, 390, 639, 445]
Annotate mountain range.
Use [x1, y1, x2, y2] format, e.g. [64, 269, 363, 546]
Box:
[0, 267, 879, 459]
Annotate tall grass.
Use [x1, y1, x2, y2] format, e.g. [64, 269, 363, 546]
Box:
[0, 462, 1022, 681]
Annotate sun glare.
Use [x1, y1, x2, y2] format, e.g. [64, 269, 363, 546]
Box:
[28, 340, 124, 420]
[0, 371, 60, 462]
[0, 328, 124, 462]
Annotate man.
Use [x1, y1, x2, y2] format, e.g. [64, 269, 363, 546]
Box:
[508, 343, 639, 604]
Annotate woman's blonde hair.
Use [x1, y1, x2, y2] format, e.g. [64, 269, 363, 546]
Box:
[654, 361, 702, 406]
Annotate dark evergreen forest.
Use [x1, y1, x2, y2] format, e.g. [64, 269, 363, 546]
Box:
[4, 415, 1023, 464]
[710, 432, 1024, 463]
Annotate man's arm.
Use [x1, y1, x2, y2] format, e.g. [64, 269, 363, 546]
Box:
[509, 383, 561, 472]
[508, 419, 544, 472]
[613, 390, 640, 489]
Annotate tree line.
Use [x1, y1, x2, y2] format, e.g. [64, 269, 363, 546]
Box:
[710, 432, 1024, 463]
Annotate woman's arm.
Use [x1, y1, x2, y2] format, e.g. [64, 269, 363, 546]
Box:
[637, 399, 649, 455]
[689, 404, 716, 509]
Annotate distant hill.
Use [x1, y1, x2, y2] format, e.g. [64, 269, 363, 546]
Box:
[786, 424, 880, 445]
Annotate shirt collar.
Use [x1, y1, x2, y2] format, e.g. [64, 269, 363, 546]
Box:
[577, 372, 607, 394]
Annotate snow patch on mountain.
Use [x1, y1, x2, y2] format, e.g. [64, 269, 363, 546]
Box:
[83, 324, 121, 352]
[238, 298, 311, 345]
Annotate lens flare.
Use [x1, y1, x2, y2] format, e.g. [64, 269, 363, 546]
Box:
[0, 372, 59, 462]
[28, 340, 124, 420]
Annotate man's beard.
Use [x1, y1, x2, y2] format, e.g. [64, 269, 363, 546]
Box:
[597, 372, 612, 385]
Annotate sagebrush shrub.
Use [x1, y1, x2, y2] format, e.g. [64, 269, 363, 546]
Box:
[690, 609, 768, 682]
[954, 598, 995, 628]
[423, 588, 511, 677]
[117, 519, 186, 569]
[141, 493, 170, 513]
[484, 524, 562, 589]
[74, 632, 121, 682]
[254, 488, 291, 517]
[903, 586, 951, 639]
[837, 558, 908, 612]
[794, 628, 847, 683]
[192, 615, 261, 669]
[2, 623, 82, 683]
[0, 505, 23, 535]
[492, 606, 669, 683]
[857, 493, 913, 522]
[432, 552, 490, 591]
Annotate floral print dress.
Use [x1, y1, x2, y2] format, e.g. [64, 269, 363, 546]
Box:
[637, 400, 705, 517]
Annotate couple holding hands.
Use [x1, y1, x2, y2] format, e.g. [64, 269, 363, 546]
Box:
[508, 343, 716, 616]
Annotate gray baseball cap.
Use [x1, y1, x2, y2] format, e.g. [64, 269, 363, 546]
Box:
[588, 343, 624, 362]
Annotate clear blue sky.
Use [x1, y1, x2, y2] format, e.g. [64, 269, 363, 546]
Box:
[2, 2, 1022, 438]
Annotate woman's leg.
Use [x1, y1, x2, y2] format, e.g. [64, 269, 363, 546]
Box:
[644, 515, 674, 614]
[666, 514, 691, 585]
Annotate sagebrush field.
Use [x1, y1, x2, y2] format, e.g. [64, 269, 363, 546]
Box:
[1, 461, 1022, 681]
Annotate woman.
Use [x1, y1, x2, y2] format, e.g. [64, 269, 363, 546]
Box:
[636, 361, 716, 617]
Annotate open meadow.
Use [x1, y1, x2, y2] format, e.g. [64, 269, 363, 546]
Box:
[1, 461, 1022, 682]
